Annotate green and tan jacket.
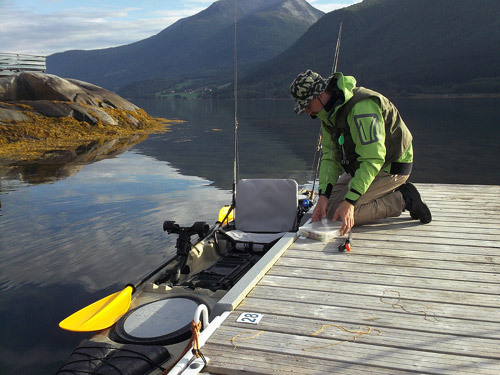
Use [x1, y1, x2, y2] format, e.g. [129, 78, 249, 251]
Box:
[316, 72, 413, 205]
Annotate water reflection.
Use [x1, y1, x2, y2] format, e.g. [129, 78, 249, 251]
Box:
[0, 135, 148, 184]
[0, 151, 232, 373]
[0, 152, 231, 292]
[132, 99, 318, 190]
[134, 97, 500, 186]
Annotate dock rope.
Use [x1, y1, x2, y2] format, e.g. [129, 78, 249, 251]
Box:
[303, 324, 381, 351]
[380, 289, 439, 322]
[230, 330, 265, 350]
[161, 320, 206, 375]
[191, 320, 207, 364]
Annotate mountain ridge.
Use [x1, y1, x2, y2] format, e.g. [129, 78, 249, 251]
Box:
[238, 0, 500, 97]
[47, 0, 323, 92]
[48, 0, 500, 98]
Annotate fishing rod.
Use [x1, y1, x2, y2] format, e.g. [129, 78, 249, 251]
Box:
[310, 22, 343, 201]
[232, 0, 239, 206]
[331, 22, 343, 75]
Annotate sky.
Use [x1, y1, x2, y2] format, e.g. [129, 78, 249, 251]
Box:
[0, 0, 361, 56]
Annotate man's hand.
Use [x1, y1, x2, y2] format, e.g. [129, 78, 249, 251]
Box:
[312, 195, 329, 222]
[333, 200, 354, 235]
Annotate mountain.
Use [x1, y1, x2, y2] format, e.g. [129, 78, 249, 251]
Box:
[47, 0, 323, 94]
[239, 0, 500, 97]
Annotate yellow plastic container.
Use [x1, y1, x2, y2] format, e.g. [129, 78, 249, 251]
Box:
[218, 205, 234, 225]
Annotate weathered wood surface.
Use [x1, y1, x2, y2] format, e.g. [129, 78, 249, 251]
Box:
[0, 53, 46, 75]
[202, 184, 500, 375]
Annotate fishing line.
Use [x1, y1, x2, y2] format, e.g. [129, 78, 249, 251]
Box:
[232, 0, 239, 204]
[310, 22, 343, 200]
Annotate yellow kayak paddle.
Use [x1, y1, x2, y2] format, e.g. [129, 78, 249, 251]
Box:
[59, 286, 134, 332]
[59, 255, 178, 332]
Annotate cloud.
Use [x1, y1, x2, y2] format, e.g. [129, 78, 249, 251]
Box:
[310, 0, 361, 13]
[0, 1, 210, 55]
[0, 0, 359, 56]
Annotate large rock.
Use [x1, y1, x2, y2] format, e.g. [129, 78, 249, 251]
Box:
[0, 103, 29, 122]
[0, 72, 140, 126]
[0, 72, 137, 110]
[0, 73, 169, 174]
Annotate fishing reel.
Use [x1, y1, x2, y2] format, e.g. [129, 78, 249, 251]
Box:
[163, 221, 209, 284]
[295, 190, 313, 228]
[163, 221, 209, 256]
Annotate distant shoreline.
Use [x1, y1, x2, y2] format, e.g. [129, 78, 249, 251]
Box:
[143, 93, 500, 101]
[392, 93, 500, 99]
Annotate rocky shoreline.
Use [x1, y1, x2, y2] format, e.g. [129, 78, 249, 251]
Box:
[0, 72, 176, 162]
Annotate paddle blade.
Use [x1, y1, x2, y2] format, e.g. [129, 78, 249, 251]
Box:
[59, 286, 133, 332]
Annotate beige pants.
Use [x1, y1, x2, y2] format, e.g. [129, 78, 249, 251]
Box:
[326, 172, 409, 225]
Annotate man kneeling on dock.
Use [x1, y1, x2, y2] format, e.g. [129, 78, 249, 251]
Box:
[290, 70, 432, 235]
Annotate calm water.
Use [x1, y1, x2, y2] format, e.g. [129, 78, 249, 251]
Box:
[0, 98, 499, 374]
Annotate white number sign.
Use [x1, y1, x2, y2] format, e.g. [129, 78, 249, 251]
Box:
[236, 312, 263, 325]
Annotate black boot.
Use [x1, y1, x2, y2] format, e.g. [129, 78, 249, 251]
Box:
[398, 183, 432, 224]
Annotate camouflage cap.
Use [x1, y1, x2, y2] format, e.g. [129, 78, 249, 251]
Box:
[290, 70, 327, 114]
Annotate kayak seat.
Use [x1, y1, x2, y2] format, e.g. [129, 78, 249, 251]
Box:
[221, 178, 299, 252]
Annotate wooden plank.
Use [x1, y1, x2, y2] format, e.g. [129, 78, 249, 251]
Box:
[358, 217, 500, 233]
[413, 211, 500, 222]
[283, 249, 500, 275]
[248, 285, 500, 323]
[205, 326, 500, 375]
[324, 232, 500, 248]
[268, 266, 500, 294]
[275, 256, 500, 284]
[0, 53, 46, 73]
[422, 202, 500, 213]
[292, 235, 500, 257]
[0, 53, 45, 60]
[420, 194, 500, 202]
[258, 275, 500, 309]
[205, 347, 419, 375]
[420, 193, 500, 201]
[0, 63, 46, 69]
[414, 184, 500, 192]
[220, 312, 500, 359]
[291, 241, 500, 262]
[237, 297, 500, 340]
[418, 216, 500, 226]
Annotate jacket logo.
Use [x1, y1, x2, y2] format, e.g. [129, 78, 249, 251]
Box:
[354, 114, 381, 145]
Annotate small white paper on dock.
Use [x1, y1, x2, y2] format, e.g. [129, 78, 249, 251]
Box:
[298, 218, 343, 242]
[236, 312, 264, 325]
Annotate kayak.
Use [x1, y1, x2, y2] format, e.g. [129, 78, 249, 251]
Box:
[57, 178, 311, 375]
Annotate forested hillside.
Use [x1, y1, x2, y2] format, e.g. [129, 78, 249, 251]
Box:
[48, 0, 500, 98]
[237, 0, 500, 97]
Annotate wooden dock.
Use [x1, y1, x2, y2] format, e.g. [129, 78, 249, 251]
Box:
[0, 52, 46, 76]
[201, 184, 500, 374]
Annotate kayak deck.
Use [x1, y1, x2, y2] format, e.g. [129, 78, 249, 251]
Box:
[202, 183, 500, 375]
